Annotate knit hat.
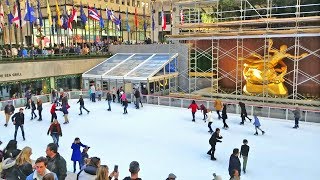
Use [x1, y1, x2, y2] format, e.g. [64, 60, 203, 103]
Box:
[168, 173, 177, 179]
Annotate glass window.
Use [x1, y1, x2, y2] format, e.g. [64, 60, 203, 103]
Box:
[137, 1, 140, 7]
[132, 0, 135, 6]
[127, 0, 130, 6]
[116, 0, 119, 4]
[158, 11, 171, 25]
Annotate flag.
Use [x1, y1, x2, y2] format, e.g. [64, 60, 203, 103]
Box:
[180, 9, 184, 25]
[134, 7, 138, 28]
[80, 3, 87, 25]
[12, 3, 20, 27]
[68, 7, 77, 30]
[107, 8, 120, 30]
[55, 0, 62, 26]
[161, 8, 166, 30]
[37, 0, 43, 26]
[99, 14, 104, 28]
[126, 7, 130, 32]
[88, 7, 100, 21]
[152, 9, 155, 31]
[118, 8, 121, 30]
[143, 7, 146, 31]
[61, 14, 68, 30]
[46, 0, 52, 26]
[24, 0, 37, 23]
[0, 3, 4, 28]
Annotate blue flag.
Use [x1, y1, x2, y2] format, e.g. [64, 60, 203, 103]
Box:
[6, 0, 9, 6]
[24, 0, 37, 23]
[62, 14, 68, 30]
[80, 3, 87, 25]
[8, 13, 14, 24]
[37, 0, 43, 26]
[99, 17, 104, 28]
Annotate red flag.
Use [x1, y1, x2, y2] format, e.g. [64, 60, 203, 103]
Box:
[180, 9, 184, 25]
[161, 8, 166, 30]
[134, 7, 138, 28]
[68, 8, 77, 30]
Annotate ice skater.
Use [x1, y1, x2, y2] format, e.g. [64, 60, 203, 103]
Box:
[37, 98, 43, 121]
[60, 103, 70, 124]
[12, 108, 25, 141]
[47, 119, 62, 147]
[239, 102, 252, 125]
[30, 100, 37, 120]
[207, 110, 213, 134]
[200, 104, 208, 120]
[188, 100, 199, 122]
[106, 91, 112, 111]
[50, 103, 57, 123]
[253, 115, 265, 135]
[71, 137, 89, 173]
[207, 128, 223, 160]
[4, 102, 15, 127]
[214, 99, 222, 119]
[222, 104, 229, 129]
[112, 87, 116, 102]
[240, 139, 250, 174]
[77, 95, 90, 115]
[123, 98, 128, 114]
[292, 106, 301, 128]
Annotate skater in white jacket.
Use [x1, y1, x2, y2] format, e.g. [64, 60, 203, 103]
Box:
[207, 110, 214, 134]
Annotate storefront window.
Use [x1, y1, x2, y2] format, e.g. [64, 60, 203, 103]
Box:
[56, 76, 81, 91]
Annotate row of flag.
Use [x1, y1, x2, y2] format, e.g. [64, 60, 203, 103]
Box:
[0, 0, 185, 33]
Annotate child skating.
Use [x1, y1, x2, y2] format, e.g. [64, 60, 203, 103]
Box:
[207, 110, 213, 134]
[188, 100, 199, 122]
[253, 115, 265, 135]
[200, 104, 208, 120]
[240, 139, 250, 174]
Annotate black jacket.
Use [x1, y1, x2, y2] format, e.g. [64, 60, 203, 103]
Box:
[222, 106, 228, 119]
[77, 98, 84, 106]
[134, 90, 141, 98]
[240, 144, 250, 157]
[37, 101, 43, 111]
[228, 154, 241, 176]
[106, 93, 112, 101]
[239, 102, 247, 115]
[47, 153, 67, 180]
[4, 105, 15, 114]
[31, 101, 36, 110]
[12, 163, 33, 180]
[209, 131, 222, 146]
[123, 177, 142, 180]
[11, 112, 24, 126]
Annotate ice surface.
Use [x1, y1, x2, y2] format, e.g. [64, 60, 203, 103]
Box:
[0, 99, 319, 180]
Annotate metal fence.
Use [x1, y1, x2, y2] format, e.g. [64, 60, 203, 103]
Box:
[1, 91, 319, 123]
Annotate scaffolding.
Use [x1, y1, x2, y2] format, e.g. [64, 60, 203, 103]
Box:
[167, 0, 320, 107]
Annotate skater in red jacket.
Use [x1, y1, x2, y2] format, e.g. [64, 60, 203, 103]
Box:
[188, 100, 199, 122]
[50, 104, 57, 123]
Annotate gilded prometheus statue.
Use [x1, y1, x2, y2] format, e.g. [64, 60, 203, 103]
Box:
[241, 39, 308, 96]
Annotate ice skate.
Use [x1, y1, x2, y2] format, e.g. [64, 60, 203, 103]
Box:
[211, 157, 217, 161]
[254, 132, 258, 135]
[262, 131, 265, 135]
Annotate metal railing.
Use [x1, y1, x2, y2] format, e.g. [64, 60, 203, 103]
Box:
[1, 91, 319, 123]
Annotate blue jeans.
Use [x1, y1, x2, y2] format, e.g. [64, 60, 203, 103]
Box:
[107, 100, 111, 110]
[51, 133, 59, 146]
[295, 117, 299, 126]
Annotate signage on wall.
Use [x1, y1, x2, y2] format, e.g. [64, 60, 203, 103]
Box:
[0, 73, 22, 78]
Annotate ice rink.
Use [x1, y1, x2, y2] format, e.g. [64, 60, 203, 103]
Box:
[0, 99, 319, 180]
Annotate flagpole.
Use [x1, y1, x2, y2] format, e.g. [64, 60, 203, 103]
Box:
[135, 7, 137, 44]
[100, 5, 103, 43]
[152, 2, 154, 43]
[119, 5, 121, 43]
[126, 7, 129, 43]
[106, 6, 109, 42]
[88, 4, 90, 44]
[143, 4, 146, 41]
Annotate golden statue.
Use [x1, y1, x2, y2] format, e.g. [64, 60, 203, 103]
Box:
[241, 39, 308, 96]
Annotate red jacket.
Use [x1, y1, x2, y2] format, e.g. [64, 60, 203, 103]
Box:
[50, 104, 56, 114]
[47, 123, 62, 136]
[189, 103, 199, 113]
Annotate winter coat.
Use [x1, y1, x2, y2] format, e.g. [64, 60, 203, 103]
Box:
[46, 153, 67, 180]
[0, 158, 16, 179]
[228, 154, 241, 176]
[209, 131, 222, 146]
[112, 88, 116, 95]
[77, 98, 85, 106]
[4, 105, 15, 114]
[13, 163, 33, 179]
[31, 101, 36, 110]
[123, 177, 142, 180]
[293, 109, 301, 119]
[188, 103, 199, 113]
[239, 102, 247, 115]
[121, 93, 127, 100]
[207, 111, 213, 122]
[214, 100, 223, 111]
[50, 104, 57, 114]
[2, 147, 18, 160]
[26, 169, 58, 180]
[222, 106, 228, 119]
[25, 91, 32, 99]
[77, 165, 98, 180]
[240, 144, 250, 157]
[11, 112, 24, 126]
[90, 86, 96, 94]
[37, 100, 43, 111]
[71, 143, 87, 161]
[253, 116, 261, 127]
[141, 88, 148, 95]
[200, 104, 207, 114]
[134, 90, 141, 98]
[47, 123, 62, 136]
[106, 93, 112, 101]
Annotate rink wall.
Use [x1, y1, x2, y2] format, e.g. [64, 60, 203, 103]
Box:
[0, 91, 319, 123]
